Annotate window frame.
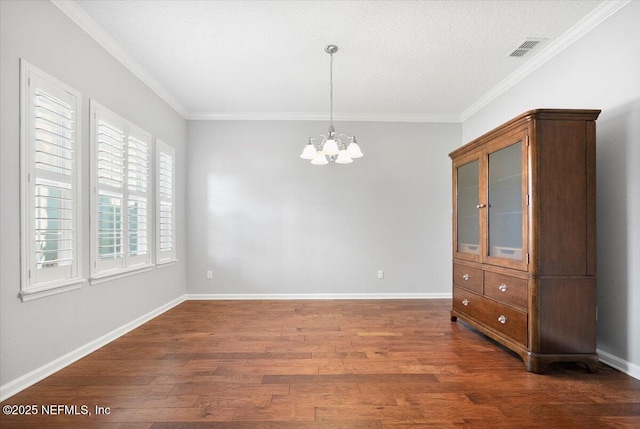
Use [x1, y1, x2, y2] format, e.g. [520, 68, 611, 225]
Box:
[19, 60, 85, 301]
[155, 139, 177, 265]
[89, 100, 154, 282]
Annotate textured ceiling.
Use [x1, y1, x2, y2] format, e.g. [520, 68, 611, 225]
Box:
[65, 0, 612, 120]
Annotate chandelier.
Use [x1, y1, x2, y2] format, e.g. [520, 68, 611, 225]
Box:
[300, 45, 363, 165]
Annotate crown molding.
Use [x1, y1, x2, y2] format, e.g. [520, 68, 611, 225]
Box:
[187, 112, 461, 123]
[460, 0, 631, 122]
[50, 0, 189, 119]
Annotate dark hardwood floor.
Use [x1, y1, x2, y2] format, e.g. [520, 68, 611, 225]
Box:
[1, 299, 639, 428]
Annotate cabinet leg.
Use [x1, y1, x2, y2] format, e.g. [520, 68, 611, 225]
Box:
[524, 354, 548, 374]
[524, 353, 600, 374]
[582, 356, 600, 373]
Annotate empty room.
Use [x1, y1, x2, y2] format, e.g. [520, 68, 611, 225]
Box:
[1, 0, 639, 428]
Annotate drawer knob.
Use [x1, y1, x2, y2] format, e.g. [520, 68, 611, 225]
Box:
[462, 273, 470, 281]
[498, 315, 507, 324]
[498, 283, 508, 292]
[462, 299, 469, 306]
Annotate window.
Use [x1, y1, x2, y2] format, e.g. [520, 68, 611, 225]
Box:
[156, 139, 176, 264]
[20, 60, 84, 300]
[90, 101, 153, 280]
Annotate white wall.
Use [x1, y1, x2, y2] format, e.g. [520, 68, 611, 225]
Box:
[0, 0, 188, 389]
[187, 120, 460, 297]
[463, 1, 640, 376]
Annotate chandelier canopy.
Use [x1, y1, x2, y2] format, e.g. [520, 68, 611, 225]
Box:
[300, 45, 363, 165]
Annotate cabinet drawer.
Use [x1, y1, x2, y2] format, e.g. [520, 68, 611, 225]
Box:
[453, 287, 527, 347]
[453, 264, 482, 293]
[484, 271, 528, 309]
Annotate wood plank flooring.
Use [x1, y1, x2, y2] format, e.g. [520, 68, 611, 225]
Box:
[1, 299, 639, 428]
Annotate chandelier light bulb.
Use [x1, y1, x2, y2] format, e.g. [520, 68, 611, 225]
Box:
[323, 137, 340, 156]
[310, 151, 329, 165]
[335, 149, 353, 164]
[300, 141, 317, 159]
[346, 138, 363, 158]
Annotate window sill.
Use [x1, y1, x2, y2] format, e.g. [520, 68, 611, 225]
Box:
[20, 279, 85, 302]
[156, 258, 178, 268]
[90, 264, 154, 285]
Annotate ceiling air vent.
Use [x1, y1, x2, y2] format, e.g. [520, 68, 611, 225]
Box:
[509, 38, 547, 58]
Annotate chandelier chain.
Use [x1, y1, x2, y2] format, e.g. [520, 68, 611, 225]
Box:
[329, 51, 333, 126]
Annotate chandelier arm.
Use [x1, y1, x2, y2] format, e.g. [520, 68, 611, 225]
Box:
[309, 134, 327, 141]
[336, 133, 354, 140]
[336, 134, 354, 149]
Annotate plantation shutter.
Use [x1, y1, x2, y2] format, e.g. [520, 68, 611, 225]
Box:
[127, 126, 151, 265]
[156, 139, 176, 263]
[21, 61, 83, 296]
[91, 101, 152, 277]
[95, 109, 126, 273]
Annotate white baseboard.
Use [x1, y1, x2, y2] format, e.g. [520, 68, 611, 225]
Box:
[597, 348, 640, 380]
[0, 295, 186, 402]
[186, 293, 452, 300]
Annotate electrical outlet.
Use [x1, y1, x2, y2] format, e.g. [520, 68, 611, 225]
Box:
[206, 270, 213, 280]
[377, 270, 384, 279]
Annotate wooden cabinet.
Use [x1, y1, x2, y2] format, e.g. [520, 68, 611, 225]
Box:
[449, 109, 600, 373]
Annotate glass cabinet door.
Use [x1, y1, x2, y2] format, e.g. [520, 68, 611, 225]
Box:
[487, 141, 523, 261]
[456, 160, 480, 256]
